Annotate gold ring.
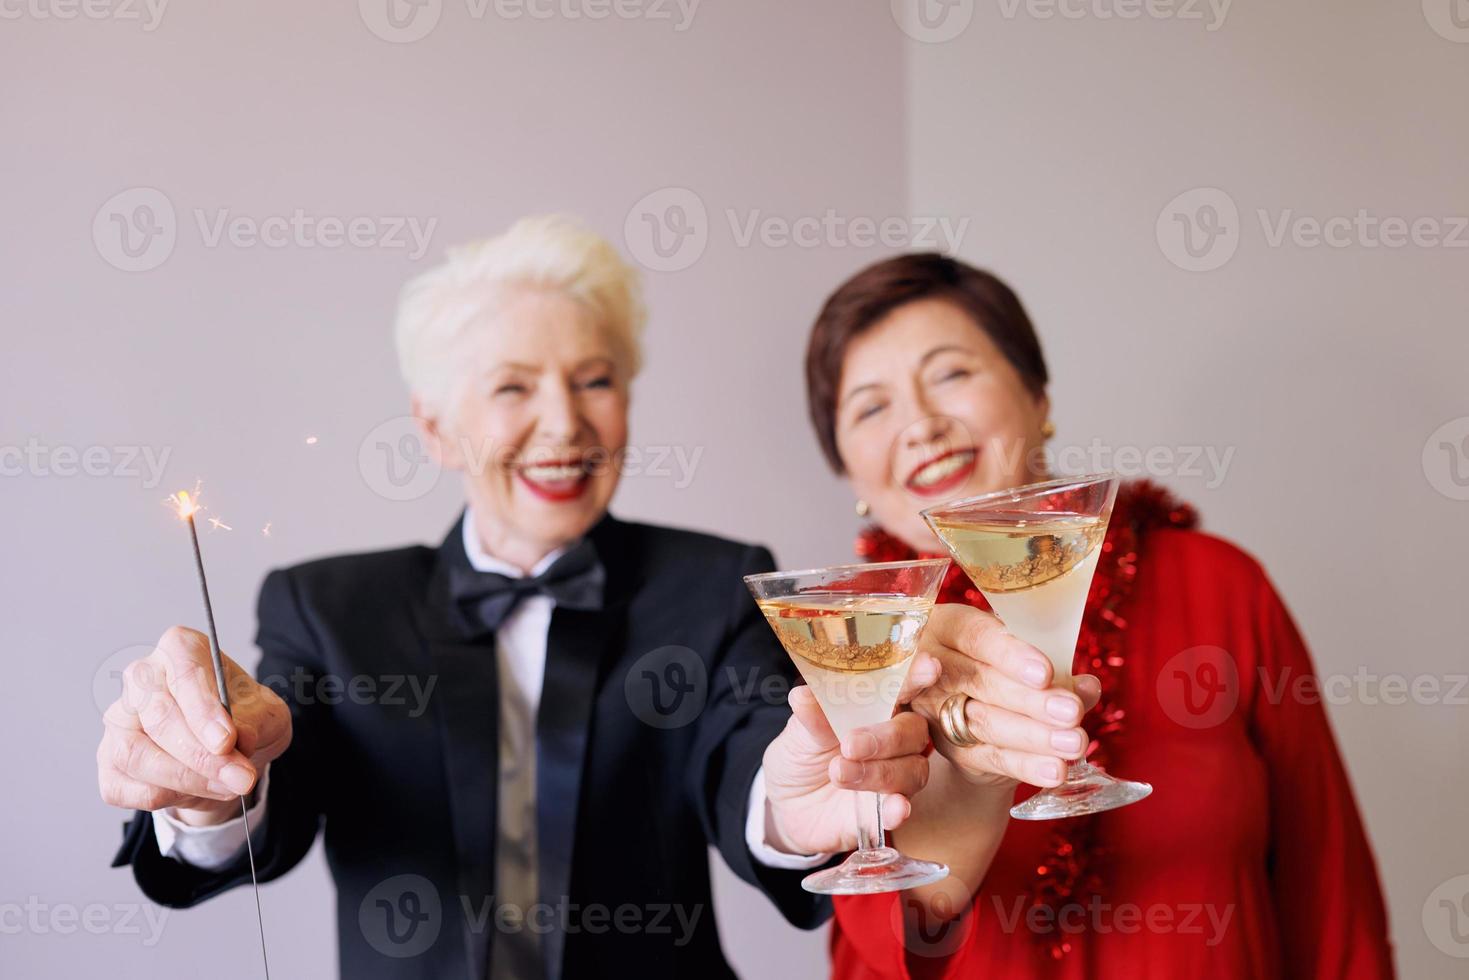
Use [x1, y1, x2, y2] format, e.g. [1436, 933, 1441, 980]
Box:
[939, 693, 979, 747]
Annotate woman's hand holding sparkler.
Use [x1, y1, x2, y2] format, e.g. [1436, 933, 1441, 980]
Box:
[97, 626, 293, 826]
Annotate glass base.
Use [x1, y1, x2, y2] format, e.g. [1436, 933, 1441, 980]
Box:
[1010, 761, 1152, 821]
[801, 847, 949, 895]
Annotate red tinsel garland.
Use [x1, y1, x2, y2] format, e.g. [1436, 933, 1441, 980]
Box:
[856, 479, 1199, 960]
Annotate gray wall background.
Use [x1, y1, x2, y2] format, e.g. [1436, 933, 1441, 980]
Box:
[2, 1, 1465, 977]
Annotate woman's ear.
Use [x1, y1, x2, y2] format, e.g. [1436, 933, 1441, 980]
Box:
[411, 394, 462, 470]
[1034, 390, 1052, 430]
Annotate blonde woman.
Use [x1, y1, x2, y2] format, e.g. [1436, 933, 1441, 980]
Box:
[99, 217, 938, 979]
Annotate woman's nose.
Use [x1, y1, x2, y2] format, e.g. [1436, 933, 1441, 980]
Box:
[535, 382, 582, 441]
[902, 409, 952, 450]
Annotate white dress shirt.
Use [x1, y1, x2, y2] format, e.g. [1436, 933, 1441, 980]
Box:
[152, 512, 827, 878]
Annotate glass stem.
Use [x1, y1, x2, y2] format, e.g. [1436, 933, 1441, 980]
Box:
[1058, 670, 1083, 772]
[854, 790, 884, 852]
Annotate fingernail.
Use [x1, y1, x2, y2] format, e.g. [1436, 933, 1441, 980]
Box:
[206, 722, 231, 752]
[1046, 696, 1078, 722]
[1036, 759, 1065, 784]
[221, 763, 254, 794]
[835, 758, 866, 783]
[1022, 661, 1048, 687]
[206, 780, 232, 796]
[1050, 730, 1084, 754]
[842, 731, 878, 761]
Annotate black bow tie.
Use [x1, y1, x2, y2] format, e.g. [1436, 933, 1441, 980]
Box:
[446, 537, 607, 638]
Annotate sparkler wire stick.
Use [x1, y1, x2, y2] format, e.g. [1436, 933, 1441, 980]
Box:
[178, 492, 271, 979]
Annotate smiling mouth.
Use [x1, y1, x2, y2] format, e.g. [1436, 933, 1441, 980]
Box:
[904, 449, 978, 497]
[516, 458, 592, 502]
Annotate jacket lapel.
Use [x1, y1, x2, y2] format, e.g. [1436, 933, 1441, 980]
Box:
[414, 515, 500, 980]
[536, 603, 626, 980]
[535, 516, 636, 980]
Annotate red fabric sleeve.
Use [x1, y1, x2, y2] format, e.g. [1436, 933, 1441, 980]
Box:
[1246, 564, 1395, 978]
[830, 893, 904, 979]
[830, 891, 986, 980]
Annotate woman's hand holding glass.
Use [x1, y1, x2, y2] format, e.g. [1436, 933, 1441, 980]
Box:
[906, 603, 1101, 790]
[762, 653, 942, 857]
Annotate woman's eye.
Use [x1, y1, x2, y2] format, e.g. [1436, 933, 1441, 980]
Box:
[493, 382, 528, 396]
[579, 375, 613, 391]
[936, 367, 970, 383]
[855, 402, 887, 422]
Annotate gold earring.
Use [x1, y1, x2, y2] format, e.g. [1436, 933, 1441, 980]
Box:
[1041, 420, 1056, 439]
[855, 500, 870, 518]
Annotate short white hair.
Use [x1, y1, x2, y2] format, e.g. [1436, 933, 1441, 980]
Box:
[394, 214, 646, 407]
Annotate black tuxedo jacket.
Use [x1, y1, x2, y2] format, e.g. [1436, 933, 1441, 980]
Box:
[112, 513, 831, 978]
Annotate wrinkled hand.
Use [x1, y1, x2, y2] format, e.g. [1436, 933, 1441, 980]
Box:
[97, 626, 292, 826]
[761, 654, 941, 855]
[908, 604, 1101, 791]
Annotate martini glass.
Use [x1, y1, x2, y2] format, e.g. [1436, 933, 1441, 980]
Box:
[922, 473, 1152, 820]
[745, 559, 951, 894]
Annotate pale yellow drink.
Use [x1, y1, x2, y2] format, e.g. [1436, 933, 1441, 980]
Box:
[755, 594, 928, 739]
[925, 513, 1104, 683]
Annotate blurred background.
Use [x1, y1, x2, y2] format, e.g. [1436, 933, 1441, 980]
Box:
[3, 0, 1466, 976]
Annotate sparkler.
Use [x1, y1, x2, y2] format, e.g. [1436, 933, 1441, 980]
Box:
[168, 488, 271, 979]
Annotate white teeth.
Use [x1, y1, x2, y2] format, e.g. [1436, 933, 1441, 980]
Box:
[911, 451, 974, 487]
[522, 464, 585, 482]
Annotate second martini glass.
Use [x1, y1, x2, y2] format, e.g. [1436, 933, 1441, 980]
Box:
[922, 473, 1153, 820]
[745, 559, 951, 894]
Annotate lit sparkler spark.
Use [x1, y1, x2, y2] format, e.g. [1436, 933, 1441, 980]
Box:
[165, 480, 205, 520]
[166, 483, 231, 532]
[262, 522, 273, 537]
[305, 436, 318, 445]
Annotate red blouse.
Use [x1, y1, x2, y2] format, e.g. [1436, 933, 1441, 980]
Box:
[830, 527, 1395, 979]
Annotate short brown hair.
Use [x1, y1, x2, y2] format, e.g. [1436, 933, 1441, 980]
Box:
[804, 253, 1050, 473]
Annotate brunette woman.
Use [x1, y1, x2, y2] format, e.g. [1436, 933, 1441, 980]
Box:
[802, 254, 1394, 979]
